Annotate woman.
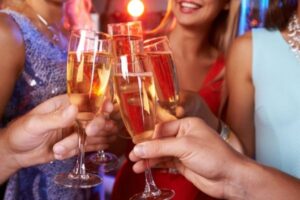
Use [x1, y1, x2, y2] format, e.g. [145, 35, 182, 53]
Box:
[111, 0, 241, 199]
[129, 3, 300, 198]
[226, 0, 300, 176]
[0, 0, 113, 199]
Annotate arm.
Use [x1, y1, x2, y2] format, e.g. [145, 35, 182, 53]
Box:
[129, 118, 300, 200]
[225, 32, 255, 157]
[0, 13, 25, 119]
[235, 159, 300, 200]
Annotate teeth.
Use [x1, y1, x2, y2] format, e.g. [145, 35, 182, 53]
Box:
[180, 2, 200, 9]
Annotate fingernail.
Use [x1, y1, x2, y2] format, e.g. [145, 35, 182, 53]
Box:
[134, 145, 145, 157]
[62, 105, 76, 118]
[53, 145, 65, 155]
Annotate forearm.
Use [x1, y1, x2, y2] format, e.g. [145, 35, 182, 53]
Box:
[0, 129, 19, 184]
[227, 158, 300, 200]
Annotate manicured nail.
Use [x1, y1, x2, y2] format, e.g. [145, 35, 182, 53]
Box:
[134, 145, 145, 157]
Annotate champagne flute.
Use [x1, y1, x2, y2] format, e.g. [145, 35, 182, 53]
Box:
[113, 54, 175, 200]
[71, 31, 119, 174]
[107, 21, 144, 56]
[54, 29, 112, 188]
[144, 36, 179, 115]
[144, 36, 179, 174]
[107, 21, 144, 139]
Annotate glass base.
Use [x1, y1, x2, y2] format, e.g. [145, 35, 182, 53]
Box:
[89, 152, 119, 173]
[54, 172, 102, 188]
[130, 189, 175, 200]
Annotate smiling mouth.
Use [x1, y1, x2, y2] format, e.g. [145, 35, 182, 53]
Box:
[179, 1, 202, 9]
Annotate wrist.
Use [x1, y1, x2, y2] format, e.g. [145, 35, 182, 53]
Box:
[0, 129, 21, 183]
[225, 156, 261, 200]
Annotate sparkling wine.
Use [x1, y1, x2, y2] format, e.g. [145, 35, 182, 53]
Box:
[113, 72, 156, 144]
[67, 51, 112, 120]
[112, 35, 143, 56]
[147, 51, 179, 110]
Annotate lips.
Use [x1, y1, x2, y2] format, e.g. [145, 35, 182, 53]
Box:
[179, 1, 202, 9]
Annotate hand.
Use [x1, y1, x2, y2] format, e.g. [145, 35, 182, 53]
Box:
[53, 97, 118, 160]
[129, 118, 247, 199]
[1, 95, 115, 169]
[176, 90, 219, 131]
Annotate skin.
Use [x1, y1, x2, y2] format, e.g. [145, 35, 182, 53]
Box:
[225, 1, 300, 157]
[0, 0, 118, 180]
[167, 0, 243, 151]
[0, 0, 67, 119]
[170, 0, 228, 93]
[0, 95, 116, 184]
[129, 118, 300, 200]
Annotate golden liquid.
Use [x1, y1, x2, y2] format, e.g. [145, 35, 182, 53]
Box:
[67, 51, 112, 121]
[147, 51, 179, 111]
[113, 72, 156, 144]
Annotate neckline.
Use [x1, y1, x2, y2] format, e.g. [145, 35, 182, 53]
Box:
[275, 29, 299, 61]
[2, 9, 67, 54]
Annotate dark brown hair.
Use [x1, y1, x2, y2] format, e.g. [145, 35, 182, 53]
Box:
[209, 8, 230, 51]
[264, 0, 298, 30]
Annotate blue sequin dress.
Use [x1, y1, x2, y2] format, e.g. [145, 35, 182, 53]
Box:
[0, 10, 91, 200]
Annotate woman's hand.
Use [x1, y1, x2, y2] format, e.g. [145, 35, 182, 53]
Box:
[0, 95, 116, 170]
[176, 90, 219, 131]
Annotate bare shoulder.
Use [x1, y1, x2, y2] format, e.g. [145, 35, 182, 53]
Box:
[0, 12, 25, 72]
[226, 31, 253, 77]
[228, 31, 252, 58]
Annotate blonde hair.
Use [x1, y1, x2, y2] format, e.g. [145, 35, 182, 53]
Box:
[145, 0, 241, 117]
[145, 0, 241, 53]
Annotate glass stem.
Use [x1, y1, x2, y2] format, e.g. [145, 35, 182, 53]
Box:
[72, 121, 88, 178]
[143, 160, 161, 197]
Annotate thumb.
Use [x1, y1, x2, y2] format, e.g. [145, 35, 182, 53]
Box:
[23, 105, 78, 136]
[132, 137, 184, 160]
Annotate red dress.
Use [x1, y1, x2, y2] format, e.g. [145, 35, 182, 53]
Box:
[111, 56, 225, 200]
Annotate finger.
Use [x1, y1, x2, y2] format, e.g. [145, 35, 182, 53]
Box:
[175, 106, 185, 118]
[154, 118, 204, 139]
[130, 149, 174, 166]
[154, 119, 183, 138]
[132, 158, 175, 173]
[85, 115, 106, 136]
[30, 95, 69, 115]
[132, 137, 188, 160]
[22, 105, 77, 136]
[86, 119, 118, 137]
[54, 148, 78, 160]
[101, 98, 114, 114]
[52, 133, 78, 156]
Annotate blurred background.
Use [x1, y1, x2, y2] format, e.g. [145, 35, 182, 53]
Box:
[92, 0, 269, 36]
[0, 0, 271, 199]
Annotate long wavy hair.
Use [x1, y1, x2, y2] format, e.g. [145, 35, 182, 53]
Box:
[265, 0, 298, 30]
[145, 0, 241, 52]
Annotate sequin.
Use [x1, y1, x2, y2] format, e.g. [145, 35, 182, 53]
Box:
[0, 10, 91, 200]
